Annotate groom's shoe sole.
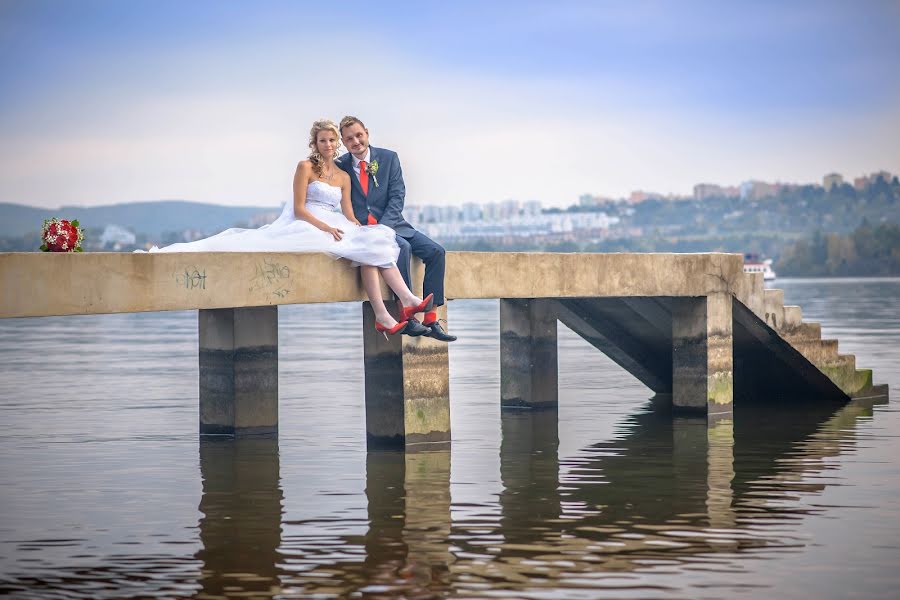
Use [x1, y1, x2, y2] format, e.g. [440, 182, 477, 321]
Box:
[424, 322, 457, 342]
[401, 319, 430, 337]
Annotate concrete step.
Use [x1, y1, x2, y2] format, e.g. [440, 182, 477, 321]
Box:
[823, 366, 873, 397]
[830, 353, 857, 371]
[784, 340, 873, 399]
[791, 339, 839, 363]
[764, 289, 785, 330]
[736, 295, 885, 403]
[739, 271, 767, 319]
[783, 305, 803, 328]
[851, 381, 889, 400]
[782, 321, 822, 341]
[733, 298, 849, 403]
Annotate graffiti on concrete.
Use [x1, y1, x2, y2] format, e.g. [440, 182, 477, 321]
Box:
[176, 266, 207, 290]
[249, 259, 291, 300]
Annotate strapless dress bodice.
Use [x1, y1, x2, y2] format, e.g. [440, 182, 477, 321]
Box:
[305, 180, 342, 212]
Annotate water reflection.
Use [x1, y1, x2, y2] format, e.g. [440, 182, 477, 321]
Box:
[196, 438, 284, 599]
[0, 397, 885, 599]
[448, 398, 884, 595]
[280, 450, 453, 599]
[498, 410, 562, 545]
[361, 451, 452, 598]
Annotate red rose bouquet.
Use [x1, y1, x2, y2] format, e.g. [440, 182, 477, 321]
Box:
[40, 218, 85, 252]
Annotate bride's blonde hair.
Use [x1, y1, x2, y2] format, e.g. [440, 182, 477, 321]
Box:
[308, 119, 341, 177]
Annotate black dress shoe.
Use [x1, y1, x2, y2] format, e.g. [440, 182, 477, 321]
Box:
[424, 321, 457, 342]
[402, 318, 430, 337]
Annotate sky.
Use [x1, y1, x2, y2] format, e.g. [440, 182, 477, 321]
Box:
[1, 0, 899, 209]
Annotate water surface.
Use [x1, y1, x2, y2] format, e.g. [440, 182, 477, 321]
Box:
[1, 278, 898, 598]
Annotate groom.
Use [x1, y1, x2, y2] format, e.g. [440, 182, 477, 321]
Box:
[337, 116, 456, 342]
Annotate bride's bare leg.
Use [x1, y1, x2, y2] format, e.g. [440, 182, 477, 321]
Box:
[361, 266, 399, 327]
[379, 266, 421, 306]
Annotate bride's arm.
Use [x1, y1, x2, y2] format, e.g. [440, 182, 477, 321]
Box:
[293, 162, 343, 239]
[340, 174, 361, 225]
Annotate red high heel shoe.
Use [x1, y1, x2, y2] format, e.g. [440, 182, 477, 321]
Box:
[399, 293, 434, 322]
[374, 319, 408, 339]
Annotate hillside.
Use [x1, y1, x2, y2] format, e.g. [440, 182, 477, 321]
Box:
[0, 201, 278, 238]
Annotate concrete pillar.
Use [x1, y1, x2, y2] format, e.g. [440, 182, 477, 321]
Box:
[500, 298, 558, 409]
[199, 306, 278, 437]
[362, 302, 451, 450]
[671, 294, 733, 418]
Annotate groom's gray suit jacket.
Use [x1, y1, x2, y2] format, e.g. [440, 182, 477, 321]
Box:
[335, 147, 416, 238]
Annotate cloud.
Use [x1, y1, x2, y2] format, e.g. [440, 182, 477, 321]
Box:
[1, 2, 898, 208]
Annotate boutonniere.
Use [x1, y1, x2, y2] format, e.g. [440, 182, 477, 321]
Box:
[366, 160, 380, 188]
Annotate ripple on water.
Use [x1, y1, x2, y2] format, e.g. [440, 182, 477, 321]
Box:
[1, 284, 900, 598]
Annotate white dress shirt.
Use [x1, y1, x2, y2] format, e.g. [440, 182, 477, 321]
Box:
[351, 148, 372, 182]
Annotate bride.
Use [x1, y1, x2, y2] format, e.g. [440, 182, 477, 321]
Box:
[147, 119, 432, 337]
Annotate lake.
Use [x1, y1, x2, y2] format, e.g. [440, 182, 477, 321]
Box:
[1, 278, 898, 599]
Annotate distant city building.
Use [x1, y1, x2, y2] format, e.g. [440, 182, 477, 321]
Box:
[499, 199, 520, 219]
[404, 196, 618, 240]
[852, 170, 893, 191]
[629, 190, 675, 204]
[693, 183, 741, 200]
[579, 193, 599, 207]
[461, 202, 482, 221]
[822, 173, 843, 192]
[579, 193, 616, 207]
[483, 202, 501, 221]
[523, 200, 542, 217]
[439, 205, 459, 223]
[422, 205, 442, 222]
[694, 183, 721, 200]
[872, 170, 893, 184]
[740, 180, 779, 201]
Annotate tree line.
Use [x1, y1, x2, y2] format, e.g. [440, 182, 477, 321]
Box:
[777, 221, 900, 276]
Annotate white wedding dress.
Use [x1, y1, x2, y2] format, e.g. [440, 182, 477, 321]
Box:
[144, 180, 400, 268]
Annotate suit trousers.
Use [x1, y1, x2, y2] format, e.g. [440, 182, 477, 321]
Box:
[395, 231, 446, 306]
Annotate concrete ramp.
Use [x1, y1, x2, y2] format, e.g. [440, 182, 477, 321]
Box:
[555, 297, 673, 393]
[551, 292, 881, 407]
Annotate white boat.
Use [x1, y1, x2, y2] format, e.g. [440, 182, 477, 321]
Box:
[743, 254, 776, 281]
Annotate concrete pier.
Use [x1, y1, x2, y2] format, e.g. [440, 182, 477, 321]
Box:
[0, 251, 888, 444]
[199, 306, 278, 437]
[362, 302, 451, 449]
[500, 299, 558, 409]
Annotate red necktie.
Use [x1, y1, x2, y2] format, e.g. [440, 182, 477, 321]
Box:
[359, 161, 369, 195]
[360, 160, 377, 224]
